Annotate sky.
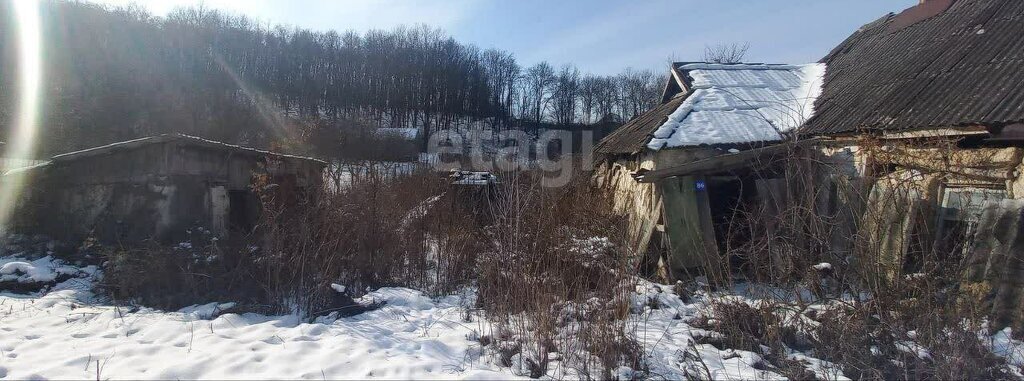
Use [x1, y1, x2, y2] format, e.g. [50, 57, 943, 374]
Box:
[87, 0, 919, 75]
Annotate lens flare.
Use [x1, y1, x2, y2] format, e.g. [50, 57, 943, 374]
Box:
[212, 53, 289, 141]
[0, 0, 43, 231]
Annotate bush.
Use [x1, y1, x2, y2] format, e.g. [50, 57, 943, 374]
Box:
[253, 164, 473, 316]
[100, 230, 266, 310]
[475, 169, 643, 379]
[101, 164, 455, 316]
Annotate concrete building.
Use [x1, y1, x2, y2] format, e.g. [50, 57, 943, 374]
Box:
[4, 134, 325, 243]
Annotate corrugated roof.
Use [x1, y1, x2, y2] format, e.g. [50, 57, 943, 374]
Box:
[647, 63, 824, 150]
[595, 63, 824, 154]
[804, 0, 1024, 135]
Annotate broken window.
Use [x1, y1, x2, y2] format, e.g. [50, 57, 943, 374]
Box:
[935, 187, 1006, 258]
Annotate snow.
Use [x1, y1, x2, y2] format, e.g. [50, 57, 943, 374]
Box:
[788, 352, 850, 381]
[895, 340, 931, 360]
[988, 327, 1024, 371]
[399, 193, 444, 232]
[6, 254, 1019, 380]
[0, 258, 826, 381]
[450, 170, 497, 185]
[647, 63, 826, 150]
[375, 127, 420, 140]
[178, 302, 238, 320]
[629, 281, 789, 380]
[0, 281, 513, 379]
[812, 262, 833, 271]
[330, 283, 346, 293]
[0, 256, 84, 284]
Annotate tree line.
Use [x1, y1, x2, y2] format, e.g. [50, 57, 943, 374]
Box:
[0, 0, 664, 156]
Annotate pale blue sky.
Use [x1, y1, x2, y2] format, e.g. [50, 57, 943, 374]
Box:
[90, 0, 918, 75]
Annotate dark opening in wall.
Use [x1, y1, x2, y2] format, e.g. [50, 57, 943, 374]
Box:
[229, 190, 258, 235]
[707, 177, 750, 259]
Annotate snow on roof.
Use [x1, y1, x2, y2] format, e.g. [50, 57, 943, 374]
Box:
[646, 63, 825, 150]
[450, 170, 497, 185]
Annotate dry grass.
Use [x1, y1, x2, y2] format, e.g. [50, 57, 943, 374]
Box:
[686, 137, 1019, 379]
[101, 163, 462, 316]
[100, 232, 266, 310]
[474, 169, 644, 379]
[253, 165, 463, 316]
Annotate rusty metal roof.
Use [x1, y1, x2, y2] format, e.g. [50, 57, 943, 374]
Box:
[804, 0, 1024, 135]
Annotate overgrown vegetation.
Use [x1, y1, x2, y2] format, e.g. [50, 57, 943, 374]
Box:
[101, 165, 454, 315]
[679, 137, 1024, 379]
[90, 135, 1024, 379]
[475, 170, 642, 379]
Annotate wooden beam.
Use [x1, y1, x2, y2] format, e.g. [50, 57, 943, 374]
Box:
[881, 126, 989, 139]
[670, 65, 690, 95]
[635, 139, 820, 183]
[659, 64, 691, 104]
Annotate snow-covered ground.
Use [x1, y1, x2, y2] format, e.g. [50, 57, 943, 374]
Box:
[0, 272, 811, 380]
[0, 279, 509, 380]
[3, 256, 1024, 380]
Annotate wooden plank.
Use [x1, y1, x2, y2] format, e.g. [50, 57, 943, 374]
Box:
[658, 175, 720, 281]
[881, 126, 989, 139]
[637, 139, 819, 183]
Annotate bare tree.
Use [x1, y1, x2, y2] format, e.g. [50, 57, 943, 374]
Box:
[703, 42, 750, 64]
[616, 69, 659, 120]
[578, 76, 599, 124]
[551, 64, 580, 126]
[524, 62, 556, 125]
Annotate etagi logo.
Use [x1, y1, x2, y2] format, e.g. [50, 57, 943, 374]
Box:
[425, 129, 594, 188]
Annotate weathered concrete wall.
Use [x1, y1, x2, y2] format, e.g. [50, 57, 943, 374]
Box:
[28, 174, 212, 243]
[12, 141, 323, 244]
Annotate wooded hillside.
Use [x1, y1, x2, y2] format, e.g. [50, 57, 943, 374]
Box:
[0, 0, 664, 156]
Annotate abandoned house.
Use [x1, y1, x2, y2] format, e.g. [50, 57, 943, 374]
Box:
[4, 134, 325, 244]
[800, 0, 1024, 330]
[593, 62, 825, 281]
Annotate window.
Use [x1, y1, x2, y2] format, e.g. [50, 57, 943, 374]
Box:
[935, 187, 1005, 257]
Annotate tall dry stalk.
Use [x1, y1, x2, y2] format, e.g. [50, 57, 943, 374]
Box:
[476, 168, 643, 379]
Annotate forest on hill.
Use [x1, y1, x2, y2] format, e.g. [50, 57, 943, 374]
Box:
[0, 0, 664, 157]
